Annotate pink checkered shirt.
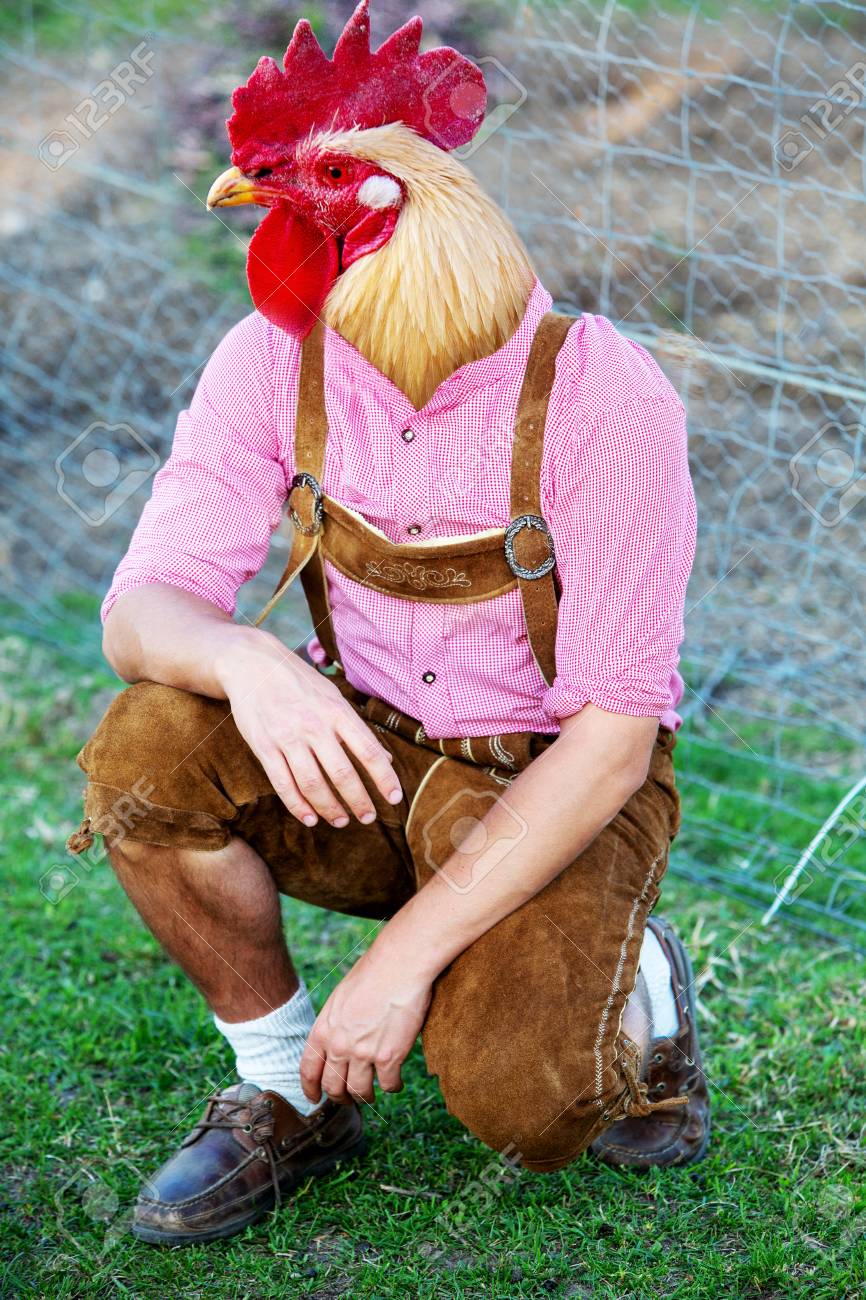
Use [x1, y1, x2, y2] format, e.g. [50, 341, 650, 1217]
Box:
[104, 281, 696, 738]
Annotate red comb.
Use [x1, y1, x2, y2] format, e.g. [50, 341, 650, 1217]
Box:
[228, 0, 486, 169]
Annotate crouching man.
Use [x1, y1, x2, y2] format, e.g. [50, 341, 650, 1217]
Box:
[68, 2, 708, 1246]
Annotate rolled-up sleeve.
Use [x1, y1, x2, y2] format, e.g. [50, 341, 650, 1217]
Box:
[102, 312, 294, 622]
[542, 394, 696, 723]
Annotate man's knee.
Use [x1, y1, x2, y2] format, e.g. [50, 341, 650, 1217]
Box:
[74, 682, 245, 851]
[424, 1023, 604, 1173]
[85, 681, 228, 769]
[83, 682, 230, 778]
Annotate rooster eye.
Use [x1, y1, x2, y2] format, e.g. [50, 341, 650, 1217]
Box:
[327, 165, 344, 181]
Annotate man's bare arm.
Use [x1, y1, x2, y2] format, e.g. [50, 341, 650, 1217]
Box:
[104, 583, 265, 695]
[382, 704, 659, 975]
[103, 583, 402, 826]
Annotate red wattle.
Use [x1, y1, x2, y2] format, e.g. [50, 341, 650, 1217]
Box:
[341, 207, 400, 270]
[246, 207, 339, 338]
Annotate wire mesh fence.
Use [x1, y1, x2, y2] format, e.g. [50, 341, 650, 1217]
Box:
[2, 0, 865, 947]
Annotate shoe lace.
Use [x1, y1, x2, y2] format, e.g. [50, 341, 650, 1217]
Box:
[619, 1038, 690, 1120]
[192, 1093, 283, 1208]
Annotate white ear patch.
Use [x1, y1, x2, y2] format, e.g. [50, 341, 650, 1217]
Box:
[357, 175, 403, 210]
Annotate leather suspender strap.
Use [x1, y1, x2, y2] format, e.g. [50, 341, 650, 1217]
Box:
[298, 545, 340, 666]
[255, 321, 340, 665]
[294, 317, 328, 475]
[507, 312, 575, 687]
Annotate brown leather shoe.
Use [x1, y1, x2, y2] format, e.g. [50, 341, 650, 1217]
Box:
[133, 1084, 365, 1245]
[592, 916, 710, 1169]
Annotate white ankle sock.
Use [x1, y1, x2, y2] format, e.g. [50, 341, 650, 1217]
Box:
[213, 979, 323, 1116]
[638, 926, 679, 1039]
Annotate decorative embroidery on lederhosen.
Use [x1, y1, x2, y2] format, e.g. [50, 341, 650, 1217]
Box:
[365, 559, 472, 592]
[489, 735, 516, 770]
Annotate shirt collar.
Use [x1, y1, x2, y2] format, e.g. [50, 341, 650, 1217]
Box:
[324, 278, 554, 417]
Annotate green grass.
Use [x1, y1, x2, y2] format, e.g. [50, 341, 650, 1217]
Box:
[0, 0, 204, 46]
[0, 0, 325, 48]
[2, 601, 865, 1299]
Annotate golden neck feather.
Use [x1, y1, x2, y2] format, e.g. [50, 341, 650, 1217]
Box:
[320, 125, 536, 409]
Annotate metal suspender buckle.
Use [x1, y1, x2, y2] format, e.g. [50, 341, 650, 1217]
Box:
[504, 514, 556, 581]
[288, 472, 324, 536]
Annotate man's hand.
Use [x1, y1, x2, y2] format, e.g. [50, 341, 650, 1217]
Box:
[102, 583, 402, 827]
[217, 637, 402, 827]
[299, 943, 432, 1105]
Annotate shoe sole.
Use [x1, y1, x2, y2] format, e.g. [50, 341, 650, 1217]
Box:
[132, 1132, 367, 1246]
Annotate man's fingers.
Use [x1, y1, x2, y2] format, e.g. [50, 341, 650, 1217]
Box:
[312, 737, 377, 824]
[339, 717, 403, 808]
[256, 747, 319, 826]
[346, 1059, 376, 1105]
[375, 1057, 404, 1094]
[320, 1056, 352, 1104]
[255, 712, 403, 829]
[299, 1036, 326, 1103]
[284, 744, 351, 826]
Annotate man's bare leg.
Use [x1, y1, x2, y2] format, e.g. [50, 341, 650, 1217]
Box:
[110, 836, 367, 1245]
[109, 836, 298, 1022]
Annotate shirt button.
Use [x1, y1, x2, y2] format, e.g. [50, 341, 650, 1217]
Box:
[407, 524, 422, 536]
[422, 671, 436, 684]
[401, 428, 416, 443]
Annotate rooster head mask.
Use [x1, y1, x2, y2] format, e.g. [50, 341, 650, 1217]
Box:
[206, 0, 487, 337]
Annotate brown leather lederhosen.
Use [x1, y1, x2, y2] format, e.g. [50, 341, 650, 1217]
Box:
[255, 312, 575, 689]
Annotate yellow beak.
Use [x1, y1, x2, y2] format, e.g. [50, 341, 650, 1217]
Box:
[206, 165, 269, 209]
